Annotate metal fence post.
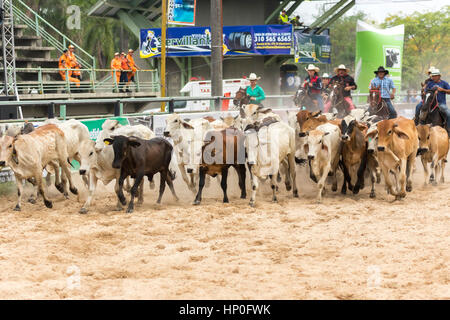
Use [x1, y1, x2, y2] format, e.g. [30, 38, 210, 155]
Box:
[169, 99, 174, 113]
[136, 70, 140, 92]
[113, 70, 118, 93]
[38, 67, 44, 94]
[60, 104, 66, 120]
[114, 100, 123, 116]
[48, 102, 55, 119]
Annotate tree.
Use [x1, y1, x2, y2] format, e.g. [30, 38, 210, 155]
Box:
[328, 11, 368, 73]
[382, 6, 450, 89]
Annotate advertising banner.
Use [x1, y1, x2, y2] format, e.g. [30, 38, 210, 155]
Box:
[168, 0, 196, 26]
[293, 31, 331, 64]
[354, 20, 404, 102]
[140, 24, 292, 58]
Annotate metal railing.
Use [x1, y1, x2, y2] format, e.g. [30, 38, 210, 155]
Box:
[0, 93, 418, 124]
[14, 68, 159, 95]
[12, 0, 95, 70]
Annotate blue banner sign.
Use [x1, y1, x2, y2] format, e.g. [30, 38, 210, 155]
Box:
[293, 31, 331, 64]
[168, 0, 196, 26]
[140, 24, 293, 58]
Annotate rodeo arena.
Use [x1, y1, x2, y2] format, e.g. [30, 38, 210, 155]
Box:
[0, 0, 448, 302]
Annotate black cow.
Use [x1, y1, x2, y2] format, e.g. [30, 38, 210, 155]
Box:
[340, 118, 368, 195]
[104, 135, 178, 213]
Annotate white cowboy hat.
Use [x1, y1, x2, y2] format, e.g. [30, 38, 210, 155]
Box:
[322, 73, 330, 78]
[430, 69, 441, 76]
[334, 64, 349, 73]
[248, 73, 261, 81]
[305, 64, 320, 72]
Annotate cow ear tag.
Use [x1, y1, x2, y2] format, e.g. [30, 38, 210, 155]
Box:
[104, 140, 111, 145]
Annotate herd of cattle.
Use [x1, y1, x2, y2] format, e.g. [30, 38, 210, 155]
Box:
[0, 104, 448, 213]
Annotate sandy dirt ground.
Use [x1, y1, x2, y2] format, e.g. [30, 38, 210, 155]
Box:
[0, 157, 449, 300]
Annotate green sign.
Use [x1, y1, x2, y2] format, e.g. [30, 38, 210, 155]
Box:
[69, 117, 130, 170]
[81, 117, 130, 141]
[355, 20, 404, 103]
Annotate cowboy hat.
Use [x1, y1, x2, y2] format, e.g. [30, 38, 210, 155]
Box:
[334, 64, 349, 73]
[248, 73, 261, 81]
[322, 73, 330, 78]
[427, 66, 436, 74]
[68, 44, 75, 49]
[128, 49, 134, 53]
[305, 64, 320, 72]
[374, 66, 389, 75]
[430, 69, 441, 76]
[114, 52, 119, 56]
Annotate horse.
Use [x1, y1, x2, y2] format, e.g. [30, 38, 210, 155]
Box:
[368, 85, 390, 120]
[419, 86, 448, 135]
[329, 81, 350, 118]
[293, 86, 317, 111]
[233, 87, 251, 117]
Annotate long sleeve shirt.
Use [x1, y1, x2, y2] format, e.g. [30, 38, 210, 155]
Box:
[369, 76, 395, 99]
[303, 75, 322, 94]
[330, 75, 357, 97]
[246, 85, 265, 103]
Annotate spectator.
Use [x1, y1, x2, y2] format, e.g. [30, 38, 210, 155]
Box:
[68, 44, 82, 81]
[111, 52, 122, 92]
[278, 10, 289, 25]
[127, 49, 138, 88]
[58, 49, 80, 88]
[290, 15, 303, 27]
[120, 52, 131, 92]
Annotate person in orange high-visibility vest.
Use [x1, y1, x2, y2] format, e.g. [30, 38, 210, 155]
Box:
[68, 44, 82, 81]
[111, 52, 122, 92]
[119, 52, 131, 92]
[58, 49, 80, 87]
[127, 49, 138, 84]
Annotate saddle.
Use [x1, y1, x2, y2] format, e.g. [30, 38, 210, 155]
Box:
[368, 100, 390, 120]
[244, 116, 279, 132]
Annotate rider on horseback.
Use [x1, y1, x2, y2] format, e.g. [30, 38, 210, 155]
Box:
[424, 69, 450, 131]
[246, 73, 265, 106]
[369, 66, 397, 119]
[414, 66, 436, 125]
[303, 64, 323, 111]
[321, 73, 331, 103]
[323, 64, 357, 113]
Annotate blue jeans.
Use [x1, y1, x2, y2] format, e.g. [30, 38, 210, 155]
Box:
[415, 101, 423, 121]
[383, 98, 397, 119]
[439, 103, 450, 129]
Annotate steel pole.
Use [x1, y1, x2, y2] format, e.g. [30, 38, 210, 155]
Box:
[210, 0, 223, 111]
[160, 0, 167, 112]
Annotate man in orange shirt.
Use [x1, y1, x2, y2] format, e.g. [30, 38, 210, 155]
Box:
[111, 52, 122, 92]
[119, 52, 130, 92]
[68, 44, 82, 81]
[58, 49, 80, 88]
[127, 49, 138, 85]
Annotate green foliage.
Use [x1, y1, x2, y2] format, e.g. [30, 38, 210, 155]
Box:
[329, 11, 368, 73]
[382, 6, 450, 89]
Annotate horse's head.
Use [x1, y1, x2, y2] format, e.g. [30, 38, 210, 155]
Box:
[420, 87, 439, 122]
[369, 85, 381, 108]
[233, 87, 249, 107]
[331, 81, 344, 102]
[294, 87, 307, 106]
